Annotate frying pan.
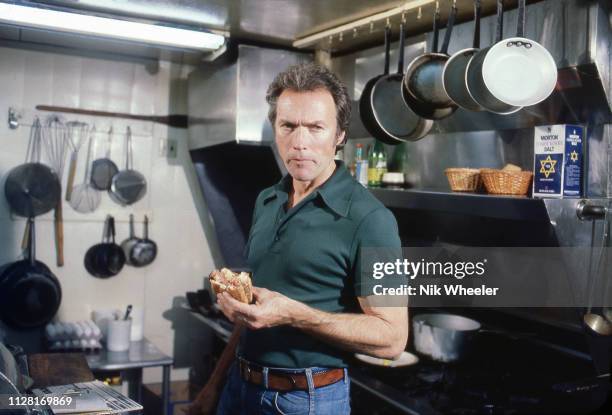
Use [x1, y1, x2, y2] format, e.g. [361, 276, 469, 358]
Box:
[129, 215, 157, 267]
[368, 22, 433, 143]
[482, 0, 557, 107]
[85, 216, 125, 278]
[0, 219, 62, 328]
[110, 127, 147, 206]
[442, 0, 484, 111]
[91, 127, 119, 191]
[465, 0, 522, 114]
[402, 1, 458, 120]
[4, 118, 61, 218]
[121, 214, 140, 266]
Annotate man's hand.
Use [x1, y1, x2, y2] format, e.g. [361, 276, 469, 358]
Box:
[217, 287, 296, 329]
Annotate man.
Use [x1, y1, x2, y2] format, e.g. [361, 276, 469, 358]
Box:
[188, 63, 407, 415]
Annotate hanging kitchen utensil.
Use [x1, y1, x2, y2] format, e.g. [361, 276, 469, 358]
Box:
[65, 121, 88, 202]
[69, 127, 101, 214]
[583, 206, 612, 336]
[36, 105, 189, 128]
[0, 218, 62, 329]
[121, 214, 140, 266]
[4, 118, 61, 218]
[481, 0, 557, 107]
[442, 0, 484, 111]
[402, 1, 458, 120]
[84, 215, 125, 278]
[129, 215, 157, 267]
[91, 127, 119, 191]
[43, 115, 71, 267]
[110, 127, 147, 206]
[362, 21, 433, 143]
[466, 0, 522, 114]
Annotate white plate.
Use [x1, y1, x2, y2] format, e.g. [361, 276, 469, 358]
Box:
[354, 351, 419, 368]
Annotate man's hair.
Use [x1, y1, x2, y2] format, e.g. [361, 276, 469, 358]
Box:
[266, 63, 351, 148]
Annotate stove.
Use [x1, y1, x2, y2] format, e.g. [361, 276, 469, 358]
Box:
[349, 331, 611, 415]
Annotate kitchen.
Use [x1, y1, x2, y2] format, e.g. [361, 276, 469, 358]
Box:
[0, 0, 610, 414]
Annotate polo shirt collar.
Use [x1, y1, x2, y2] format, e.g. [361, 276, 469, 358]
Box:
[263, 161, 354, 217]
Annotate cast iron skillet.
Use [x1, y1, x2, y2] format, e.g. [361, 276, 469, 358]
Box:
[402, 2, 458, 120]
[0, 218, 62, 328]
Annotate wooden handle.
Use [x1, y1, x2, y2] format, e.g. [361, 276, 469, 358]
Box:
[65, 153, 78, 202]
[36, 105, 188, 128]
[54, 202, 64, 267]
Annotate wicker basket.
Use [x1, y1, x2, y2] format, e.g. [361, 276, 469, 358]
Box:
[480, 168, 533, 195]
[444, 168, 482, 192]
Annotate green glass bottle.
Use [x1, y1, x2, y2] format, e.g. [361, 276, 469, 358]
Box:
[368, 140, 387, 187]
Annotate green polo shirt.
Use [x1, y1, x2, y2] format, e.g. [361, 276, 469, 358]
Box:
[238, 160, 401, 368]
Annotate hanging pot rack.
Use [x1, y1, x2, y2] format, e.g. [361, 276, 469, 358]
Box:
[293, 0, 541, 54]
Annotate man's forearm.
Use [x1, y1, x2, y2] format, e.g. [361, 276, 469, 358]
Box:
[289, 303, 407, 359]
[194, 324, 242, 399]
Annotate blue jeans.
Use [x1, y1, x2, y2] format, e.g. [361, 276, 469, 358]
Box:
[216, 360, 351, 415]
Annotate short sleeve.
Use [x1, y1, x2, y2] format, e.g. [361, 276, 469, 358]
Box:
[352, 207, 403, 297]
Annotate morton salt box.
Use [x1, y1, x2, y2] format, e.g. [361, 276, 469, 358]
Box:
[533, 124, 584, 198]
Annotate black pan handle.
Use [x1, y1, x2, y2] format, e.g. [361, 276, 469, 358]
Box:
[144, 215, 149, 240]
[473, 0, 481, 49]
[383, 25, 391, 75]
[432, 7, 440, 53]
[517, 0, 525, 38]
[27, 218, 35, 266]
[495, 0, 504, 43]
[109, 216, 116, 244]
[440, 1, 457, 55]
[397, 21, 405, 74]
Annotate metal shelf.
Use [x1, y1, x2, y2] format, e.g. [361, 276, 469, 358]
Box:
[369, 188, 549, 221]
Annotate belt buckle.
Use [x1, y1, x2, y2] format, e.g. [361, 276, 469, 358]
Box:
[280, 373, 297, 390]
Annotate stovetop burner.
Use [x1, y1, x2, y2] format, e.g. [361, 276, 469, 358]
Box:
[350, 331, 608, 415]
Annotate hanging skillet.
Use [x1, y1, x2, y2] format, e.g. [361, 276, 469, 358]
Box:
[4, 118, 61, 218]
[110, 127, 147, 206]
[442, 0, 484, 112]
[0, 218, 62, 328]
[84, 215, 125, 278]
[465, 0, 521, 114]
[91, 127, 119, 191]
[402, 1, 458, 120]
[481, 0, 557, 107]
[129, 215, 157, 267]
[369, 21, 433, 143]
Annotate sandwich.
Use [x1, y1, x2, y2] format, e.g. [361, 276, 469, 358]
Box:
[209, 268, 253, 304]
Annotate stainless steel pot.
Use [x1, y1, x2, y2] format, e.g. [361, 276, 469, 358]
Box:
[412, 313, 481, 362]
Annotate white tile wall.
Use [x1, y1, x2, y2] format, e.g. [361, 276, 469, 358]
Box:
[0, 47, 217, 383]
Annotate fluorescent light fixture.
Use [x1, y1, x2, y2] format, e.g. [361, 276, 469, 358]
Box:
[0, 2, 225, 51]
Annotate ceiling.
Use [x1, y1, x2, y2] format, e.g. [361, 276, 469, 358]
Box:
[32, 0, 406, 46]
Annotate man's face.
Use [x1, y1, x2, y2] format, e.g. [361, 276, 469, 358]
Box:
[274, 88, 345, 182]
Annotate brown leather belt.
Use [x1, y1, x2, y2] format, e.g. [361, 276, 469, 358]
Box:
[238, 358, 345, 391]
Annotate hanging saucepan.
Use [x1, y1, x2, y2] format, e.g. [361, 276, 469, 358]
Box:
[84, 215, 125, 278]
[0, 218, 62, 328]
[442, 0, 484, 112]
[4, 118, 61, 218]
[465, 0, 521, 114]
[402, 1, 458, 120]
[91, 127, 119, 191]
[121, 214, 140, 266]
[129, 215, 157, 267]
[481, 0, 557, 107]
[110, 127, 147, 206]
[367, 22, 433, 143]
